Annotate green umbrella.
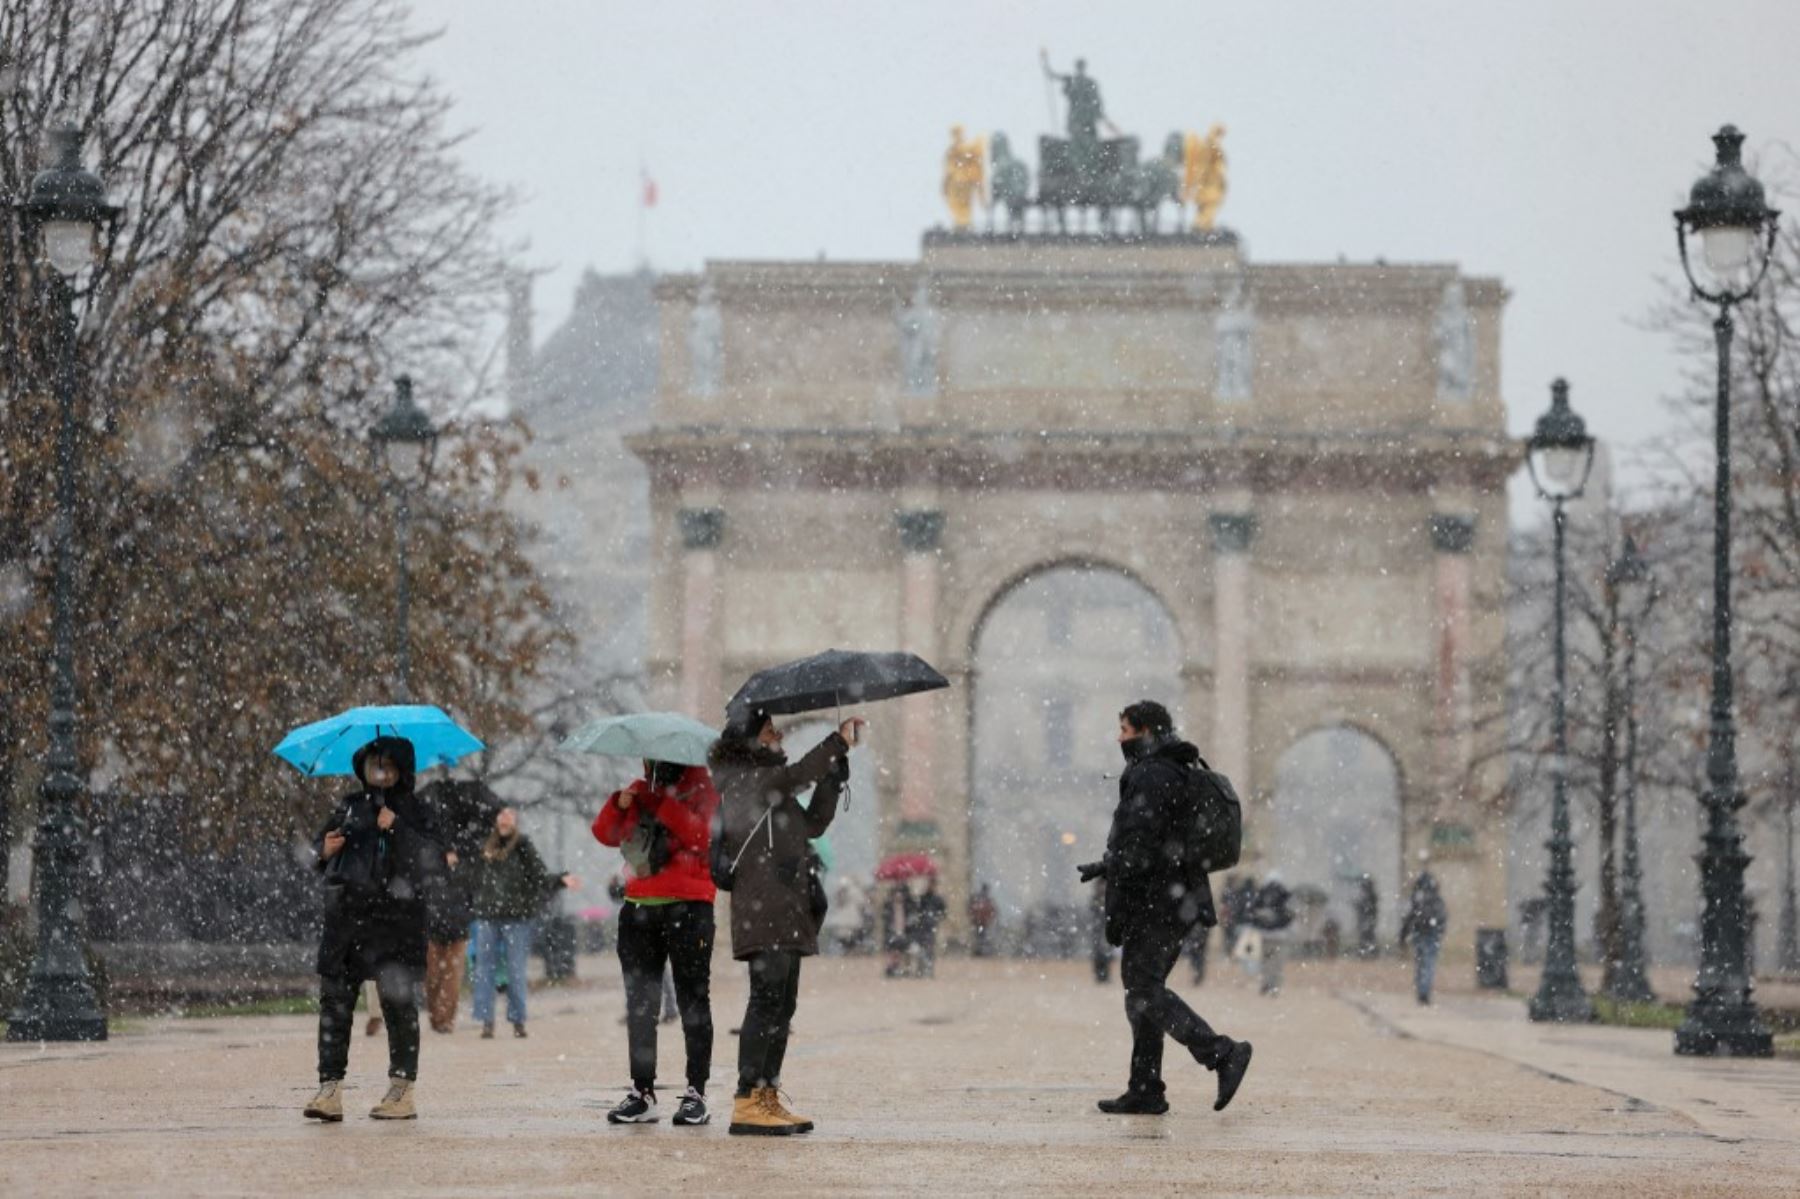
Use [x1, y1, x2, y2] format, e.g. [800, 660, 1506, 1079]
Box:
[560, 711, 719, 767]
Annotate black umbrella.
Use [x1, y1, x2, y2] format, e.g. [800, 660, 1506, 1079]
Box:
[726, 649, 950, 719]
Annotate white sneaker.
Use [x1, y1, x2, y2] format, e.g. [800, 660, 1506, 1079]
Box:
[606, 1088, 659, 1124]
[672, 1087, 710, 1126]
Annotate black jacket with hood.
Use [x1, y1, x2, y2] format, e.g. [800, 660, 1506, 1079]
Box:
[1102, 734, 1218, 944]
[313, 736, 446, 975]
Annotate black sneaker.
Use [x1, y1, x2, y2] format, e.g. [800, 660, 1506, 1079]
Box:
[513, 1022, 528, 1039]
[672, 1088, 710, 1126]
[607, 1089, 659, 1124]
[1213, 1041, 1253, 1112]
[1097, 1091, 1169, 1115]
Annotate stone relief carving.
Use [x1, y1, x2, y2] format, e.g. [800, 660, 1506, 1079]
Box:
[1434, 281, 1474, 403]
[687, 280, 722, 397]
[1214, 279, 1254, 403]
[899, 279, 941, 397]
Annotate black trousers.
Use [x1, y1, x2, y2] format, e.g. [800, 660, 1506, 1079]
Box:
[1120, 917, 1232, 1098]
[616, 900, 716, 1093]
[318, 956, 420, 1083]
[736, 950, 801, 1094]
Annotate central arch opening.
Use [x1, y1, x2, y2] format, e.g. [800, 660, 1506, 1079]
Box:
[1269, 726, 1403, 946]
[969, 564, 1183, 949]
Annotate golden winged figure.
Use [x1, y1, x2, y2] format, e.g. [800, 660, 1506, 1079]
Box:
[943, 125, 988, 230]
[1183, 124, 1229, 232]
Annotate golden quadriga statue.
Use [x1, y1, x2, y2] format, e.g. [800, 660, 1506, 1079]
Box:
[943, 125, 987, 230]
[1182, 124, 1228, 232]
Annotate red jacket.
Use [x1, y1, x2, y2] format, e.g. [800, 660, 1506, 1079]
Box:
[591, 766, 720, 904]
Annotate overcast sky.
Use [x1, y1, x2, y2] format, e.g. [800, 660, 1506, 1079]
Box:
[413, 0, 1799, 510]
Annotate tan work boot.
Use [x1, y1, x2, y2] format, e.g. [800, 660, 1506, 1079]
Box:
[369, 1077, 417, 1120]
[303, 1080, 344, 1122]
[727, 1088, 798, 1136]
[763, 1087, 814, 1134]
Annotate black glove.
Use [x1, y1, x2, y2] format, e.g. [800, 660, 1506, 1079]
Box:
[1077, 860, 1107, 883]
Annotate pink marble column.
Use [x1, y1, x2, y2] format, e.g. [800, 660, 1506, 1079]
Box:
[1430, 514, 1476, 810]
[677, 508, 724, 719]
[895, 510, 944, 834]
[1209, 512, 1256, 789]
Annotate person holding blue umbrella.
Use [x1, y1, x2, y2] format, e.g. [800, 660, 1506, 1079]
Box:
[302, 735, 448, 1123]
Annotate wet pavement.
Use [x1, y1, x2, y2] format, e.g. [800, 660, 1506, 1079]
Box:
[2, 954, 1796, 1196]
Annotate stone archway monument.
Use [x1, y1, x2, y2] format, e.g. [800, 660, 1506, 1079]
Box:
[630, 223, 1516, 945]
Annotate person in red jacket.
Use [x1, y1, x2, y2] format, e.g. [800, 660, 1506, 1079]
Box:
[592, 759, 721, 1126]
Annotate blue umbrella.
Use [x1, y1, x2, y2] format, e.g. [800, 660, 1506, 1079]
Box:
[560, 711, 719, 767]
[273, 704, 484, 777]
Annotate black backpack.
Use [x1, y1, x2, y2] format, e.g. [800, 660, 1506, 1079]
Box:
[708, 803, 734, 892]
[1184, 757, 1243, 876]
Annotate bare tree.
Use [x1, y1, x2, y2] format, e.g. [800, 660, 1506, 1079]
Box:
[0, 0, 563, 862]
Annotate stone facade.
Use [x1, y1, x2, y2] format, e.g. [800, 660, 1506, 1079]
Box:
[629, 235, 1516, 944]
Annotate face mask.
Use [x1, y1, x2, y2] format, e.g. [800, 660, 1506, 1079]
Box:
[1120, 734, 1154, 765]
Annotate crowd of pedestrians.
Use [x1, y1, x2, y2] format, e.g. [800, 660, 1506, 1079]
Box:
[299, 688, 1456, 1132]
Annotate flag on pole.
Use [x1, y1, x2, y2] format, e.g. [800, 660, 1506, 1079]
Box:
[641, 169, 658, 209]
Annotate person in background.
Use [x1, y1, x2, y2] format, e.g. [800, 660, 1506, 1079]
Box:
[1399, 870, 1449, 1005]
[882, 881, 915, 978]
[708, 708, 862, 1136]
[419, 778, 496, 1034]
[823, 874, 869, 955]
[1089, 876, 1112, 984]
[1184, 921, 1210, 986]
[592, 758, 722, 1127]
[1354, 873, 1381, 959]
[1251, 872, 1294, 996]
[471, 806, 576, 1039]
[969, 883, 999, 958]
[913, 876, 947, 977]
[304, 736, 446, 1123]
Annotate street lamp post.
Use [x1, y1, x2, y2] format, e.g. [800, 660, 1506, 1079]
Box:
[1526, 378, 1597, 1024]
[371, 375, 438, 702]
[1606, 534, 1656, 1003]
[1672, 125, 1778, 1057]
[6, 123, 120, 1043]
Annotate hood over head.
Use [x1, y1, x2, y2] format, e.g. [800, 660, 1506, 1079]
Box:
[352, 735, 416, 794]
[708, 735, 786, 770]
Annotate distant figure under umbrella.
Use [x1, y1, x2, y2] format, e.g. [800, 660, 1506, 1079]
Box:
[1077, 701, 1252, 1117]
[1399, 871, 1448, 1005]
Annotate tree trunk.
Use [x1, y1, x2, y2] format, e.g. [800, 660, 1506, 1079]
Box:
[1595, 610, 1623, 991]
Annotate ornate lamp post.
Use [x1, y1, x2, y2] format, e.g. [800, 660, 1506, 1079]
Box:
[1672, 126, 1778, 1057]
[1526, 378, 1596, 1024]
[1606, 534, 1656, 1003]
[370, 375, 439, 702]
[6, 123, 120, 1043]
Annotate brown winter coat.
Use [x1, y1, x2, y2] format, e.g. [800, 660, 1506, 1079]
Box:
[708, 731, 847, 960]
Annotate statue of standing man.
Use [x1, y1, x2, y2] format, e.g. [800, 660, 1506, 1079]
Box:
[1041, 51, 1115, 146]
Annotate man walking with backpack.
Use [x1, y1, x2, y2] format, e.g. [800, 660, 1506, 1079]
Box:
[1078, 701, 1253, 1116]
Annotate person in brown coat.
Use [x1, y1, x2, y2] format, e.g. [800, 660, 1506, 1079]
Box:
[708, 707, 863, 1136]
